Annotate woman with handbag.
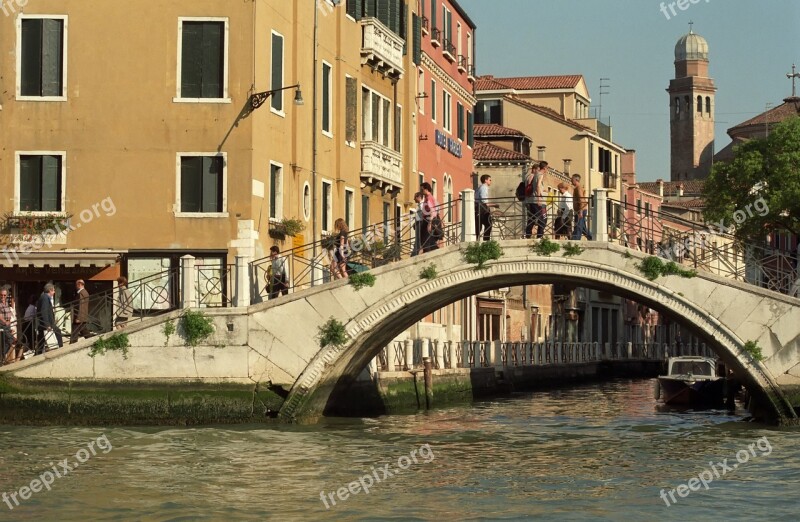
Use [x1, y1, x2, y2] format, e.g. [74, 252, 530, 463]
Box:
[420, 182, 440, 253]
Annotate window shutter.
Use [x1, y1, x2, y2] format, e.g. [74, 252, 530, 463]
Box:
[347, 0, 363, 20]
[346, 77, 358, 142]
[400, 1, 407, 55]
[269, 164, 278, 219]
[181, 23, 203, 98]
[412, 14, 421, 65]
[395, 105, 402, 152]
[431, 0, 436, 29]
[271, 33, 283, 111]
[377, 0, 390, 28]
[181, 157, 202, 212]
[457, 103, 464, 141]
[20, 19, 43, 96]
[201, 22, 224, 98]
[202, 157, 222, 212]
[41, 19, 63, 96]
[364, 0, 376, 18]
[19, 156, 41, 211]
[467, 111, 474, 147]
[41, 155, 60, 211]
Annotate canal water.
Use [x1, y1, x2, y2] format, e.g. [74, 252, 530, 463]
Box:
[1, 379, 798, 521]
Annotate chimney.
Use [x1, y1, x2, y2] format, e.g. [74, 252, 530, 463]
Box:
[537, 146, 546, 161]
[656, 179, 664, 197]
[563, 159, 572, 174]
[677, 183, 684, 198]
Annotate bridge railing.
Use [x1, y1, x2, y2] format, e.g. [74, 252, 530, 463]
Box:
[250, 199, 463, 304]
[606, 198, 799, 296]
[480, 195, 594, 240]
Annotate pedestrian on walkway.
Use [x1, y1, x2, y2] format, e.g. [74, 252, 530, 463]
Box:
[554, 182, 574, 239]
[475, 174, 497, 241]
[70, 279, 91, 344]
[571, 174, 593, 241]
[524, 162, 547, 238]
[115, 277, 133, 329]
[420, 182, 440, 252]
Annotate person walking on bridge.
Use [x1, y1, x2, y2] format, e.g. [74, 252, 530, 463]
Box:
[571, 174, 592, 241]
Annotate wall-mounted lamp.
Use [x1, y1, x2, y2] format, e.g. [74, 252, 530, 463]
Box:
[419, 134, 429, 141]
[415, 92, 429, 99]
[250, 84, 304, 110]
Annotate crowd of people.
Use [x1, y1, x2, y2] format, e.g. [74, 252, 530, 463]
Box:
[0, 277, 133, 365]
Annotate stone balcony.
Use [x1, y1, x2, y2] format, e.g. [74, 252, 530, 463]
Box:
[361, 141, 403, 195]
[360, 17, 405, 79]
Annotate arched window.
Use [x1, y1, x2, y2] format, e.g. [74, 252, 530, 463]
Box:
[697, 96, 702, 113]
[705, 96, 711, 114]
[684, 96, 691, 113]
[674, 97, 680, 115]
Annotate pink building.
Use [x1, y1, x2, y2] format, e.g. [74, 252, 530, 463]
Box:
[416, 0, 476, 216]
[620, 150, 664, 253]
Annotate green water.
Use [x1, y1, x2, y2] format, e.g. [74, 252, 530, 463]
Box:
[1, 379, 797, 521]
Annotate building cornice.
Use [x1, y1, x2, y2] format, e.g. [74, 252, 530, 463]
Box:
[421, 52, 477, 106]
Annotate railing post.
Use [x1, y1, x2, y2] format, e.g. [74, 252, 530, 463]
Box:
[404, 339, 412, 370]
[233, 255, 251, 307]
[448, 341, 457, 369]
[462, 341, 471, 368]
[627, 341, 633, 359]
[604, 342, 611, 359]
[181, 255, 196, 309]
[460, 189, 476, 243]
[592, 188, 610, 242]
[434, 339, 444, 370]
[556, 342, 563, 364]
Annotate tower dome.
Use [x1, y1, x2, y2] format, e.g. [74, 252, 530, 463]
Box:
[674, 29, 709, 61]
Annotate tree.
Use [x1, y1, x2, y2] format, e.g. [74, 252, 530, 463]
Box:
[703, 116, 800, 244]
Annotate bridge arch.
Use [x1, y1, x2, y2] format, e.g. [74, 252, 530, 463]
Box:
[279, 241, 798, 423]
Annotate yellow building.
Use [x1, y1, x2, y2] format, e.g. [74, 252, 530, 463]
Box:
[0, 1, 418, 311]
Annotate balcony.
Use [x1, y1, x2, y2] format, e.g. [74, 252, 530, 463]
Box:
[468, 64, 476, 82]
[421, 16, 429, 34]
[361, 17, 405, 79]
[443, 39, 456, 62]
[361, 141, 403, 195]
[457, 55, 467, 73]
[602, 171, 619, 189]
[430, 27, 441, 47]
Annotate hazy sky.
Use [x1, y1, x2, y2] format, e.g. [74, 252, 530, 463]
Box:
[458, 0, 800, 181]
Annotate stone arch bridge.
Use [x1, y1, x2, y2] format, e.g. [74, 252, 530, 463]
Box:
[4, 241, 800, 424]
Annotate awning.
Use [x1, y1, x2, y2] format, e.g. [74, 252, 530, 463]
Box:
[0, 250, 125, 269]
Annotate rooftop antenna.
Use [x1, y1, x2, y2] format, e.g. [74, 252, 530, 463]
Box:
[787, 63, 800, 98]
[597, 78, 610, 122]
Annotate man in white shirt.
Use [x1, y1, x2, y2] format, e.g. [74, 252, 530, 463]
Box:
[524, 162, 547, 238]
[555, 182, 574, 239]
[475, 175, 497, 241]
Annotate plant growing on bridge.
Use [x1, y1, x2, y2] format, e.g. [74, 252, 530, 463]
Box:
[162, 319, 176, 346]
[562, 243, 585, 257]
[88, 333, 130, 359]
[317, 317, 349, 349]
[464, 240, 504, 270]
[349, 271, 376, 290]
[181, 310, 215, 346]
[420, 263, 438, 280]
[636, 256, 697, 281]
[530, 238, 560, 257]
[743, 340, 765, 362]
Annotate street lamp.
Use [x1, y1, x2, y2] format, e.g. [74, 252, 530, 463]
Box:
[249, 84, 304, 110]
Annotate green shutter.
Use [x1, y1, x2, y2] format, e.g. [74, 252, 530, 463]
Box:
[412, 14, 421, 65]
[19, 156, 41, 211]
[364, 0, 377, 18]
[377, 0, 390, 28]
[347, 0, 363, 20]
[180, 157, 202, 212]
[201, 157, 222, 212]
[431, 0, 436, 29]
[322, 63, 331, 132]
[271, 33, 283, 111]
[20, 19, 43, 96]
[361, 195, 369, 234]
[346, 77, 357, 143]
[467, 111, 474, 146]
[41, 155, 60, 211]
[201, 22, 224, 98]
[457, 103, 464, 141]
[269, 164, 278, 219]
[400, 1, 407, 55]
[41, 19, 63, 96]
[181, 23, 203, 98]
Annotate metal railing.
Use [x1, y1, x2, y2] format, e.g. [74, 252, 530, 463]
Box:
[251, 199, 462, 303]
[608, 199, 799, 296]
[482, 196, 594, 241]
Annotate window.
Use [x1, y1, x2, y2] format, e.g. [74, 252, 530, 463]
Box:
[705, 96, 711, 114]
[322, 61, 332, 136]
[362, 87, 393, 145]
[18, 16, 66, 99]
[645, 202, 651, 217]
[178, 19, 228, 100]
[636, 198, 642, 215]
[361, 195, 370, 234]
[322, 180, 332, 231]
[697, 95, 702, 113]
[443, 6, 452, 44]
[17, 153, 64, 212]
[178, 154, 226, 214]
[382, 98, 391, 147]
[345, 188, 355, 230]
[346, 76, 357, 144]
[443, 175, 453, 221]
[674, 97, 680, 115]
[412, 13, 422, 65]
[590, 143, 594, 170]
[467, 32, 472, 68]
[395, 105, 402, 152]
[442, 90, 452, 133]
[270, 31, 284, 112]
[372, 92, 381, 141]
[419, 173, 424, 188]
[362, 87, 371, 141]
[269, 162, 283, 220]
[475, 100, 501, 124]
[302, 182, 311, 220]
[457, 102, 465, 141]
[383, 202, 391, 242]
[467, 111, 474, 147]
[431, 179, 437, 201]
[431, 79, 437, 122]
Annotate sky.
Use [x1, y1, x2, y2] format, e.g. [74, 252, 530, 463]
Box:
[458, 0, 800, 182]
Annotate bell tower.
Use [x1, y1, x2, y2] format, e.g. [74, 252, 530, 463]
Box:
[668, 24, 716, 181]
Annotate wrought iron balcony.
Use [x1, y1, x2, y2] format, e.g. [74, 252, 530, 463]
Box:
[421, 16, 429, 33]
[361, 141, 403, 194]
[430, 27, 441, 47]
[443, 39, 456, 62]
[468, 64, 476, 82]
[361, 17, 405, 79]
[457, 55, 467, 73]
[603, 171, 619, 189]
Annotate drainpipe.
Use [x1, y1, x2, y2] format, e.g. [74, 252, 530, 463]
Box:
[311, 0, 319, 284]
